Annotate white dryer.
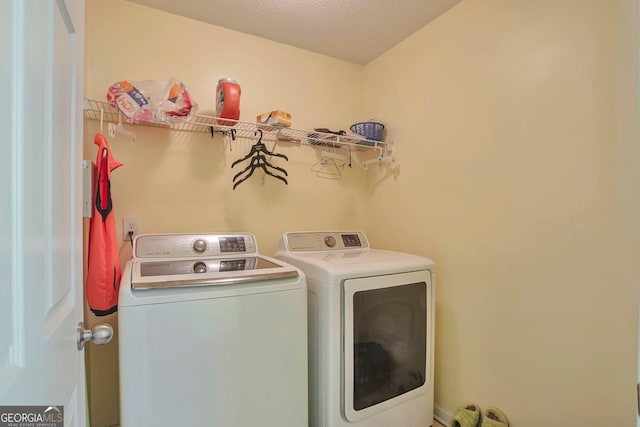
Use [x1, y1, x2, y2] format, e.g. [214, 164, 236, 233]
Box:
[119, 233, 308, 427]
[276, 231, 435, 427]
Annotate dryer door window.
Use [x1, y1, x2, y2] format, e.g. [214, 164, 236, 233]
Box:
[343, 270, 432, 422]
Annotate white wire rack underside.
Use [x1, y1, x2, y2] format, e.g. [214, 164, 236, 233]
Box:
[83, 99, 390, 151]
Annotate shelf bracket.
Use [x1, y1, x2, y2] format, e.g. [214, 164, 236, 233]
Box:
[363, 146, 395, 170]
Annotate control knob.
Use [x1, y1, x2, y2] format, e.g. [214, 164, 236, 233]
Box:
[193, 239, 207, 253]
[193, 262, 207, 273]
[324, 236, 336, 247]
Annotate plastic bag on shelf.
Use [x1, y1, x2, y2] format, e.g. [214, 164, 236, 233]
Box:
[106, 78, 197, 124]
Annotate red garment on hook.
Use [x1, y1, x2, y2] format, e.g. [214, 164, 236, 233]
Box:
[86, 133, 123, 316]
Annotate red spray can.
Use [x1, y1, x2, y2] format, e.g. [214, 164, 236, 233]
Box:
[215, 78, 241, 126]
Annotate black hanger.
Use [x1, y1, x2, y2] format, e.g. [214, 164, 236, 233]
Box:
[233, 154, 288, 182]
[231, 130, 288, 168]
[231, 129, 289, 189]
[233, 163, 288, 190]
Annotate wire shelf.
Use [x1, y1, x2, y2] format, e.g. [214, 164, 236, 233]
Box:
[83, 99, 389, 151]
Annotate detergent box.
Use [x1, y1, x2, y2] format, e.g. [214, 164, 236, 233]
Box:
[257, 110, 292, 128]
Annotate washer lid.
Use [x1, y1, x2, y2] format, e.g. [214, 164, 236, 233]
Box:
[130, 255, 298, 290]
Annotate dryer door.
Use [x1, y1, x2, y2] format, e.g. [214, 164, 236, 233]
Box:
[343, 270, 432, 422]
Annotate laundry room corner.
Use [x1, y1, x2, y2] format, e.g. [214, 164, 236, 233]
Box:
[362, 0, 640, 425]
[82, 1, 377, 424]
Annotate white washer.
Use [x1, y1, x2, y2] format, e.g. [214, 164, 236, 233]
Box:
[276, 231, 435, 427]
[119, 233, 308, 427]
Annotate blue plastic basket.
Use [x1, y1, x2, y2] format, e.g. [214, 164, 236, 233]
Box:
[350, 121, 384, 142]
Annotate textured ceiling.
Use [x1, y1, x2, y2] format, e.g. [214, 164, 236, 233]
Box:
[127, 0, 461, 65]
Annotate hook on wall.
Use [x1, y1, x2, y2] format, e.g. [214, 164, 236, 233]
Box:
[213, 128, 237, 143]
[107, 112, 136, 143]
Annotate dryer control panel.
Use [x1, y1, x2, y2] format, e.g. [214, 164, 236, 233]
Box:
[282, 231, 369, 252]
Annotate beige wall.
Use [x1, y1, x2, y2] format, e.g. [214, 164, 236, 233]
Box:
[83, 1, 370, 426]
[85, 0, 370, 257]
[364, 0, 639, 425]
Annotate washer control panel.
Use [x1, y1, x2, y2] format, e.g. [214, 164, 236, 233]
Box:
[134, 233, 257, 258]
[283, 231, 369, 252]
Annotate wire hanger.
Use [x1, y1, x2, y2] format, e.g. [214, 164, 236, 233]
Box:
[312, 150, 346, 180]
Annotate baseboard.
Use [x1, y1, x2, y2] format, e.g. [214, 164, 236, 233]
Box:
[434, 405, 453, 425]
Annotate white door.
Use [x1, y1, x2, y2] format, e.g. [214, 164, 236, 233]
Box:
[0, 0, 86, 425]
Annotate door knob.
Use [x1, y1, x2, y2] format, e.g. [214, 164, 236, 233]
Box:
[77, 322, 113, 351]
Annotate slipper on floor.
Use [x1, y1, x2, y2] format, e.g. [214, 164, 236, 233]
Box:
[479, 406, 509, 427]
[449, 403, 481, 427]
